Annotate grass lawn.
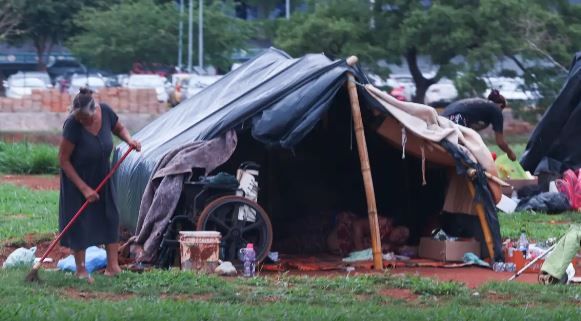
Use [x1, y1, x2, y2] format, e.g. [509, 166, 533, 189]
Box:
[0, 184, 58, 245]
[0, 268, 580, 321]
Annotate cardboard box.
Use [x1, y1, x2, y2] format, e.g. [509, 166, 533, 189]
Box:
[419, 237, 481, 262]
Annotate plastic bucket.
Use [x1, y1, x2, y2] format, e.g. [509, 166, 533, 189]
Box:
[179, 231, 221, 272]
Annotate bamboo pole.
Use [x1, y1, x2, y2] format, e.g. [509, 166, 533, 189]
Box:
[346, 56, 383, 270]
[466, 174, 496, 261]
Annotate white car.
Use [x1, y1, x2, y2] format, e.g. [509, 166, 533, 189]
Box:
[483, 77, 541, 102]
[425, 81, 458, 106]
[127, 74, 169, 102]
[68, 74, 106, 96]
[4, 73, 51, 99]
[185, 75, 222, 99]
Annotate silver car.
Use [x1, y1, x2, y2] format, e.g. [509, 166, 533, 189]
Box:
[3, 72, 52, 99]
[68, 74, 107, 96]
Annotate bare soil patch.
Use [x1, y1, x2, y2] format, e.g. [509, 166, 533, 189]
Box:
[61, 288, 135, 301]
[0, 235, 69, 268]
[379, 288, 418, 302]
[0, 175, 59, 190]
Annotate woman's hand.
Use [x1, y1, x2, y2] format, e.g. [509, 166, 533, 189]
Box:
[127, 139, 142, 152]
[82, 187, 100, 203]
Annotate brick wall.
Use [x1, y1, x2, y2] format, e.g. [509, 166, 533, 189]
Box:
[0, 88, 167, 114]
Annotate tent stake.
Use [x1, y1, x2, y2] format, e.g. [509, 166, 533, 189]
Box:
[466, 174, 496, 261]
[346, 56, 383, 270]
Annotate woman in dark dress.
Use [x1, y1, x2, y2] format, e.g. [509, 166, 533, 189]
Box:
[59, 88, 141, 281]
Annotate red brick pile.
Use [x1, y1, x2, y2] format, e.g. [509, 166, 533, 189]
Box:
[0, 88, 167, 114]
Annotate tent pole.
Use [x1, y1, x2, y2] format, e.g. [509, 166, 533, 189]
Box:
[346, 56, 383, 270]
[466, 176, 496, 261]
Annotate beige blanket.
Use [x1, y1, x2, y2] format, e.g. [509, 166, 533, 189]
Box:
[365, 85, 500, 214]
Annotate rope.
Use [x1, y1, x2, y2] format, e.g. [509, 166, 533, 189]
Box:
[421, 144, 427, 186]
[401, 127, 407, 159]
[348, 79, 367, 87]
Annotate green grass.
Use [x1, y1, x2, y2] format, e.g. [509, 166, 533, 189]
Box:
[0, 269, 579, 321]
[0, 184, 58, 245]
[499, 211, 581, 241]
[0, 141, 59, 175]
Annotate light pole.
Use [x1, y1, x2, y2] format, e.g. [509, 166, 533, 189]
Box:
[178, 0, 184, 70]
[187, 0, 193, 72]
[199, 0, 204, 69]
[286, 0, 290, 19]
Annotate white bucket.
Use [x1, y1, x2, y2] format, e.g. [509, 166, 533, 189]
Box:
[179, 231, 221, 272]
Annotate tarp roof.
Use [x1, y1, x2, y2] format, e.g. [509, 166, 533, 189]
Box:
[521, 52, 581, 174]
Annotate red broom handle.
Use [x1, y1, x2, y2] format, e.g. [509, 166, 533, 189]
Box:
[36, 146, 135, 264]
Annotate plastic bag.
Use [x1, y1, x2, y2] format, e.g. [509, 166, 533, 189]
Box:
[555, 169, 581, 210]
[516, 192, 571, 214]
[56, 246, 107, 273]
[495, 154, 528, 180]
[2, 247, 36, 269]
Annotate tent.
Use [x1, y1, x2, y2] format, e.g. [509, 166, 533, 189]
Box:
[521, 52, 581, 176]
[113, 48, 505, 266]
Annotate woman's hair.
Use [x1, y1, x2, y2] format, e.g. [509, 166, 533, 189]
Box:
[72, 87, 95, 114]
[487, 89, 507, 108]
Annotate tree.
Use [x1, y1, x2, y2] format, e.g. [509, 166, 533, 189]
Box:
[274, 0, 386, 66]
[68, 0, 252, 73]
[0, 0, 20, 41]
[7, 0, 95, 70]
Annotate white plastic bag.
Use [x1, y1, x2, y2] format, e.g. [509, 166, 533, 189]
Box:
[2, 247, 36, 269]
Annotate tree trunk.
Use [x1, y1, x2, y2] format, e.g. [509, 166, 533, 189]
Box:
[33, 37, 48, 71]
[405, 47, 437, 103]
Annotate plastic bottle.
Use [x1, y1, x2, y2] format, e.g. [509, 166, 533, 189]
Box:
[492, 262, 505, 272]
[241, 243, 256, 277]
[517, 228, 529, 258]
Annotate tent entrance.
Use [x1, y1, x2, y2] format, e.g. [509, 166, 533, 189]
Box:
[213, 90, 453, 258]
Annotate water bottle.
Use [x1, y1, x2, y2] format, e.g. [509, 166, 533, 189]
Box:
[517, 229, 529, 258]
[240, 243, 256, 277]
[504, 263, 516, 272]
[493, 262, 505, 272]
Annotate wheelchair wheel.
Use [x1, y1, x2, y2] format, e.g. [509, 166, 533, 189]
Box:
[196, 195, 272, 263]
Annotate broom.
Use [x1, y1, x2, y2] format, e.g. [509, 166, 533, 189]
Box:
[25, 146, 135, 282]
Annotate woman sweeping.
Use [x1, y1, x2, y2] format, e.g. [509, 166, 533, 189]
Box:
[59, 88, 141, 282]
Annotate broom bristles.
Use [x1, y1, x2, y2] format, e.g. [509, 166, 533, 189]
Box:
[25, 262, 42, 283]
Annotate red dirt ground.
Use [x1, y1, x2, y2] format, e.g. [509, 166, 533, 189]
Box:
[379, 288, 419, 301]
[0, 237, 70, 269]
[261, 266, 538, 288]
[0, 175, 59, 190]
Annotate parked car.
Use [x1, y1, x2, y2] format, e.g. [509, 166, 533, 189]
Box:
[127, 74, 169, 102]
[483, 77, 541, 102]
[68, 74, 107, 96]
[47, 59, 87, 83]
[3, 72, 52, 99]
[425, 80, 458, 108]
[184, 75, 222, 99]
[386, 74, 416, 101]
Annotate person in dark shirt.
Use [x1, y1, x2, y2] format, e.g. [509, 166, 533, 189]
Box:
[442, 89, 516, 161]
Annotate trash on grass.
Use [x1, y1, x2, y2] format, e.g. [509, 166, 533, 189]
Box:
[215, 261, 237, 276]
[57, 246, 107, 273]
[2, 247, 36, 269]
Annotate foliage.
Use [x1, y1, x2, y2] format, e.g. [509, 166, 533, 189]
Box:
[0, 0, 20, 41]
[0, 142, 59, 175]
[0, 184, 58, 244]
[6, 0, 112, 69]
[274, 0, 385, 65]
[68, 0, 253, 73]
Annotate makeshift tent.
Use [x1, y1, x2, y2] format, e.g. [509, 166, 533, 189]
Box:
[521, 52, 581, 175]
[113, 48, 504, 265]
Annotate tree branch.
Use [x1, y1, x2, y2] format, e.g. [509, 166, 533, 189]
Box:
[526, 40, 569, 74]
[0, 1, 20, 40]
